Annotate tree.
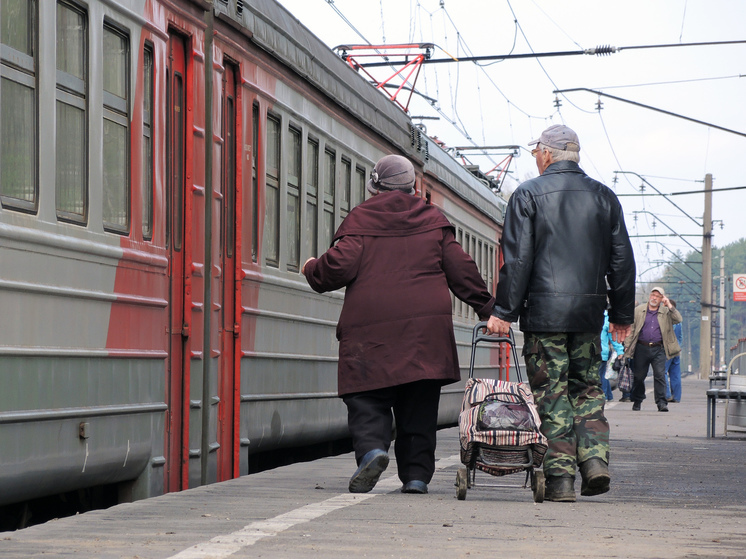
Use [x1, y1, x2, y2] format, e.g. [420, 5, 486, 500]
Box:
[647, 237, 746, 373]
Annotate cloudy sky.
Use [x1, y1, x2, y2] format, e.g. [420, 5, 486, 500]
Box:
[275, 0, 746, 286]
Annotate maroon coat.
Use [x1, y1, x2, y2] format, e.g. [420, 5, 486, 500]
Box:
[303, 191, 495, 396]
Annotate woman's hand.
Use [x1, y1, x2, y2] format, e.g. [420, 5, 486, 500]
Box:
[301, 257, 315, 274]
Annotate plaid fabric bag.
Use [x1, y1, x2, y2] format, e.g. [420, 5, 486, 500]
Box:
[617, 362, 633, 393]
[459, 377, 548, 476]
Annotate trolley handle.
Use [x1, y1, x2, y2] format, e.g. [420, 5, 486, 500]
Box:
[469, 321, 523, 383]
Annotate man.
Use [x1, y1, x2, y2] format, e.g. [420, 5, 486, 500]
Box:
[624, 287, 682, 412]
[487, 124, 635, 502]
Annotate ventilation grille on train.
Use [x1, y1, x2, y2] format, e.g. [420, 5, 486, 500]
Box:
[214, 0, 246, 24]
[409, 124, 430, 162]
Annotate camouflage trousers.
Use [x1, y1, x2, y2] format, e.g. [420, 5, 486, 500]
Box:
[522, 331, 609, 478]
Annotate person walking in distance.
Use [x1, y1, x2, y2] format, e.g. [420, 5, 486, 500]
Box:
[600, 309, 624, 401]
[665, 300, 684, 403]
[487, 125, 636, 502]
[624, 287, 682, 412]
[303, 155, 496, 495]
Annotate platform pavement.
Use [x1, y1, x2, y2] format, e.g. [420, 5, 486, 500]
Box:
[2, 376, 745, 559]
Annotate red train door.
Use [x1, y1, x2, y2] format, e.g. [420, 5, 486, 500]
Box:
[217, 63, 239, 480]
[166, 32, 188, 492]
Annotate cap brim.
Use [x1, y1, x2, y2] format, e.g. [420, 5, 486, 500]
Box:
[528, 138, 540, 146]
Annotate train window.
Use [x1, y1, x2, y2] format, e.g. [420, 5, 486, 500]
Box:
[142, 45, 154, 240]
[488, 245, 495, 292]
[305, 138, 319, 258]
[286, 126, 301, 271]
[223, 63, 237, 259]
[340, 157, 351, 217]
[55, 1, 88, 224]
[355, 166, 366, 207]
[322, 148, 335, 248]
[102, 24, 129, 233]
[264, 113, 280, 267]
[1, 0, 37, 212]
[251, 103, 258, 262]
[478, 240, 484, 282]
[456, 228, 464, 317]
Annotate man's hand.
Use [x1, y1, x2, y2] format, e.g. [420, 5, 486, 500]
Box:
[609, 322, 631, 344]
[486, 316, 512, 337]
[661, 295, 672, 308]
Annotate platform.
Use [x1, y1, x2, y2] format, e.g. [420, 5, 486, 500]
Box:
[2, 376, 745, 559]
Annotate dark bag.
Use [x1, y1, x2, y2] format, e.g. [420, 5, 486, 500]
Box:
[617, 361, 633, 393]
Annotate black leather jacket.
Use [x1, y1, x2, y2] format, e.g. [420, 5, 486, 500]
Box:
[493, 160, 635, 333]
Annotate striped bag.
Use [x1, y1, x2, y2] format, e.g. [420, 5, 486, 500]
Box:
[459, 377, 548, 476]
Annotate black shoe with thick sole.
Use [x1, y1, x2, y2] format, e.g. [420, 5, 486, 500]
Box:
[632, 402, 641, 411]
[349, 449, 389, 493]
[401, 480, 428, 494]
[545, 475, 576, 502]
[579, 457, 610, 496]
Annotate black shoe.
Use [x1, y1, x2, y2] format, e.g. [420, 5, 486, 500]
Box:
[579, 458, 610, 496]
[349, 449, 389, 493]
[401, 480, 428, 494]
[658, 405, 669, 412]
[632, 402, 641, 411]
[545, 475, 576, 502]
[620, 397, 630, 403]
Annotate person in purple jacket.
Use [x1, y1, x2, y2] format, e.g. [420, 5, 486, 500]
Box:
[302, 154, 495, 495]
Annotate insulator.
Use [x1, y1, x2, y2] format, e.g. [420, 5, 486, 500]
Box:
[585, 45, 618, 56]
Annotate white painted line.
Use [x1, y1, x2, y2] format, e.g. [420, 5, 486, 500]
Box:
[166, 453, 461, 558]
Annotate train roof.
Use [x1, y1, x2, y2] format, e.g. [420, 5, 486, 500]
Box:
[215, 0, 506, 225]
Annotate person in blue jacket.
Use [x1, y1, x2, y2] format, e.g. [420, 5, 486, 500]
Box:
[665, 300, 684, 403]
[600, 310, 625, 401]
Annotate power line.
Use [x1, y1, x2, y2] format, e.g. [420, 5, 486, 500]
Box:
[556, 88, 746, 138]
[588, 74, 745, 91]
[618, 185, 746, 196]
[355, 39, 746, 68]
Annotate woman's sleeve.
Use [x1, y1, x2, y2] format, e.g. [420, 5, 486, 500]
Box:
[303, 235, 363, 293]
[441, 228, 496, 319]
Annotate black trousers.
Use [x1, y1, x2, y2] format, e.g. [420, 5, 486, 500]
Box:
[631, 344, 668, 407]
[342, 379, 441, 484]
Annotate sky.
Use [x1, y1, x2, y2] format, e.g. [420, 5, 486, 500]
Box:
[274, 0, 746, 289]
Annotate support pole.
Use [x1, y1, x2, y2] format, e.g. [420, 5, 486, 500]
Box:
[720, 249, 725, 370]
[699, 174, 713, 379]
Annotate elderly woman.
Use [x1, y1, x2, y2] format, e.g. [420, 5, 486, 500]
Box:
[302, 154, 495, 494]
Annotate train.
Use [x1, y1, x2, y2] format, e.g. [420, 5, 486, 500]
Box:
[0, 0, 509, 526]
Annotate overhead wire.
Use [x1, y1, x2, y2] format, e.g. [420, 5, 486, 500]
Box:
[589, 74, 744, 90]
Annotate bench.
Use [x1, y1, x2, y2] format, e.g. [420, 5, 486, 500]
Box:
[709, 371, 727, 388]
[706, 370, 746, 437]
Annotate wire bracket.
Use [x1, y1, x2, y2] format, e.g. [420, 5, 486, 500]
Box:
[334, 43, 434, 112]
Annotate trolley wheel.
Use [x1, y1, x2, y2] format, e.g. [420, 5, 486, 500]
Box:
[532, 469, 545, 503]
[456, 467, 468, 500]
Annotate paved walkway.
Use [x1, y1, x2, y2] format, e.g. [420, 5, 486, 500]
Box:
[2, 376, 745, 558]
